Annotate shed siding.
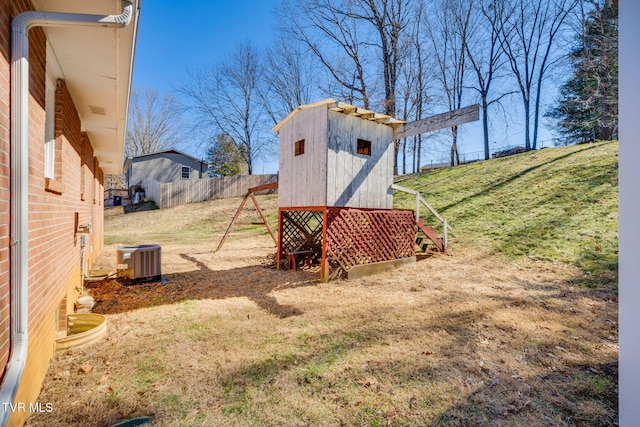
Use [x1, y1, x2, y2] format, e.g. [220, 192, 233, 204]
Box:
[278, 104, 328, 208]
[128, 152, 206, 187]
[326, 111, 393, 209]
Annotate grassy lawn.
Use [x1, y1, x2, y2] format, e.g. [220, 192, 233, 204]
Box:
[27, 142, 618, 427]
[394, 141, 618, 286]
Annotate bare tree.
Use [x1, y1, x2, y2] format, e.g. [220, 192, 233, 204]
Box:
[125, 88, 184, 157]
[397, 66, 415, 174]
[342, 0, 416, 116]
[410, 1, 434, 173]
[396, 0, 431, 173]
[278, 0, 417, 174]
[261, 35, 317, 124]
[178, 42, 270, 174]
[498, 0, 578, 150]
[278, 0, 373, 109]
[426, 0, 472, 166]
[463, 0, 512, 160]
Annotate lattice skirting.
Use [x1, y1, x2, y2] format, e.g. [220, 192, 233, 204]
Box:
[325, 208, 415, 270]
[278, 209, 324, 267]
[277, 207, 415, 281]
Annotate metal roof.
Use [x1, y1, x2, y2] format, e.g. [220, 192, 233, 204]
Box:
[123, 149, 209, 171]
[272, 98, 405, 135]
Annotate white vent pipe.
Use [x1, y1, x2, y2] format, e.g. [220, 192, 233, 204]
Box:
[2, 3, 135, 425]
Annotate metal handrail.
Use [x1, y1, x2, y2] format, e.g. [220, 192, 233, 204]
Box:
[391, 183, 450, 250]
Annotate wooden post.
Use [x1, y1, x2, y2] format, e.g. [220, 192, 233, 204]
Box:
[215, 194, 249, 252]
[215, 181, 278, 252]
[443, 219, 448, 252]
[276, 209, 283, 269]
[249, 193, 277, 245]
[320, 208, 329, 282]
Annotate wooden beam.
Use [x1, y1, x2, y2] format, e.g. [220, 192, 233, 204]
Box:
[249, 193, 277, 245]
[215, 182, 278, 252]
[215, 193, 250, 252]
[247, 181, 278, 194]
[346, 257, 416, 280]
[393, 104, 480, 140]
[277, 209, 283, 269]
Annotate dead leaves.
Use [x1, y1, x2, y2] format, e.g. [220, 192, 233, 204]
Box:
[357, 376, 381, 392]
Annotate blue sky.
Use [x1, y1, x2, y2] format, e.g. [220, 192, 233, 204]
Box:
[131, 0, 554, 173]
[133, 0, 280, 93]
[132, 0, 282, 171]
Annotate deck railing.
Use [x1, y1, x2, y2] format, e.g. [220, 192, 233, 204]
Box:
[391, 183, 450, 250]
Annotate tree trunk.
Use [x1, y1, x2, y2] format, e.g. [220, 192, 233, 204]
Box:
[524, 99, 531, 151]
[393, 140, 400, 176]
[402, 139, 406, 175]
[482, 97, 490, 160]
[450, 126, 459, 166]
[532, 79, 544, 150]
[417, 134, 422, 173]
[412, 136, 417, 173]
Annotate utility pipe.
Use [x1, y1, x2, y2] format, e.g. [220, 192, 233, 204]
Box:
[2, 3, 135, 424]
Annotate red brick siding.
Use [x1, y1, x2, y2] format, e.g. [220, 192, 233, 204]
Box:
[0, 0, 10, 380]
[1, 1, 108, 424]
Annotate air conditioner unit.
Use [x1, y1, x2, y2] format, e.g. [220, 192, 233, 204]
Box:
[117, 244, 161, 282]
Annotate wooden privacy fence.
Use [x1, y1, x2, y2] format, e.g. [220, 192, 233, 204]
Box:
[143, 174, 277, 208]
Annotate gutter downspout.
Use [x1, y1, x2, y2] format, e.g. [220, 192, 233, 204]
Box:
[2, 3, 135, 425]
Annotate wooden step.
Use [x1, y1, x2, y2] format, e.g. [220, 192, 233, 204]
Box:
[416, 218, 444, 252]
[415, 236, 431, 252]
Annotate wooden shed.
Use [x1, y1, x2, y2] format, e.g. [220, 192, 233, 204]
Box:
[274, 99, 404, 209]
[265, 99, 478, 281]
[273, 99, 416, 281]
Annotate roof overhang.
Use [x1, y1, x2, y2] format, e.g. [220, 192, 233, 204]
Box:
[123, 149, 209, 172]
[31, 0, 140, 175]
[272, 98, 405, 135]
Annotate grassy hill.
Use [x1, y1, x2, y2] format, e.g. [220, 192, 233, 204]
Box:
[393, 141, 618, 287]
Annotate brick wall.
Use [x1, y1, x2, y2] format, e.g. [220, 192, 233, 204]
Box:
[0, 0, 11, 379]
[1, 1, 108, 425]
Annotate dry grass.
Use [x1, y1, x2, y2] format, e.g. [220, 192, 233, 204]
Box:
[26, 201, 617, 426]
[26, 144, 618, 426]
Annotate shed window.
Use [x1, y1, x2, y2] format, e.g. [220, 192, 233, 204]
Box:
[357, 139, 372, 156]
[294, 139, 305, 156]
[181, 166, 191, 179]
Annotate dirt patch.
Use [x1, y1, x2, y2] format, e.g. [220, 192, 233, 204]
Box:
[86, 255, 312, 319]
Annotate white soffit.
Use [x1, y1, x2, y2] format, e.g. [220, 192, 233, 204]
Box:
[31, 0, 139, 175]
